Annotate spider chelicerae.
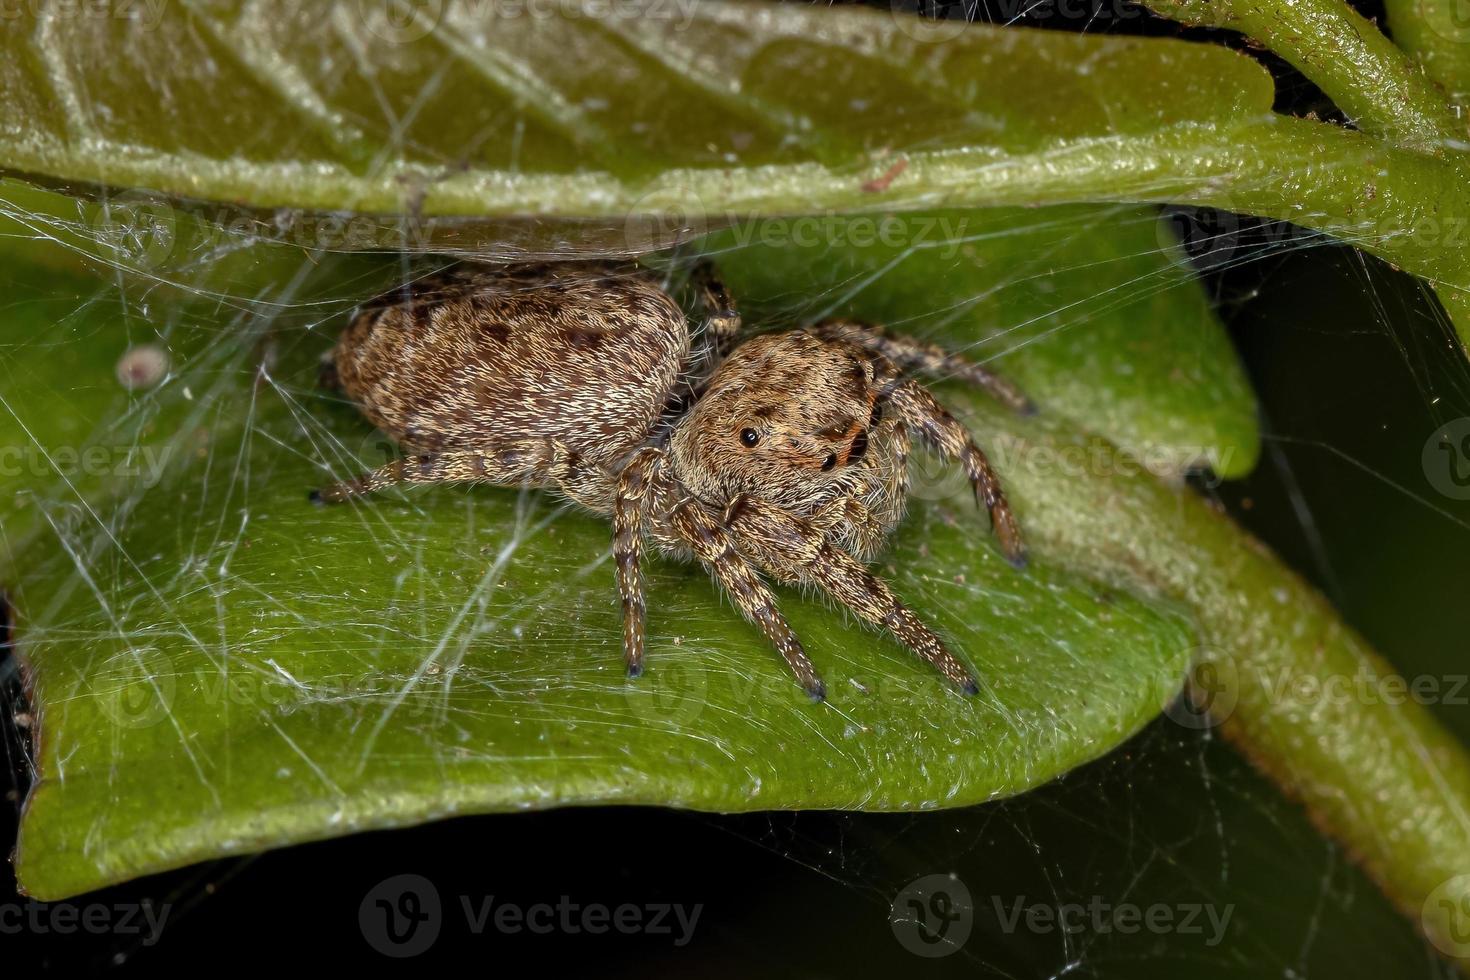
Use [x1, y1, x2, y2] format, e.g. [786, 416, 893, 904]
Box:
[314, 260, 1032, 701]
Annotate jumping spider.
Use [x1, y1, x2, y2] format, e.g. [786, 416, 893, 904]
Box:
[314, 260, 1032, 701]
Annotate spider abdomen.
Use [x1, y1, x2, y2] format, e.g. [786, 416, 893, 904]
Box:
[333, 263, 689, 470]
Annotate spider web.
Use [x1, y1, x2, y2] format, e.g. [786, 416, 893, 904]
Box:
[2, 4, 1470, 977]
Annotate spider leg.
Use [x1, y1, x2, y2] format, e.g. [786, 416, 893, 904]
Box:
[665, 498, 826, 701]
[886, 380, 1025, 568]
[688, 258, 743, 360]
[812, 318, 1035, 415]
[612, 448, 663, 678]
[309, 438, 585, 504]
[722, 495, 979, 694]
[661, 259, 745, 421]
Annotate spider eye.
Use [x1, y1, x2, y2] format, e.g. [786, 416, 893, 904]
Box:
[740, 428, 760, 447]
[821, 453, 838, 472]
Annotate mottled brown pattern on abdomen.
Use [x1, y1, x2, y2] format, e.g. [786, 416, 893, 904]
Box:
[335, 262, 688, 469]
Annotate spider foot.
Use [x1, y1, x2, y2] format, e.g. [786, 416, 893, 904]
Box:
[971, 487, 1026, 569]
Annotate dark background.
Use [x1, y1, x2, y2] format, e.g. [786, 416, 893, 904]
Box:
[6, 0, 1470, 974]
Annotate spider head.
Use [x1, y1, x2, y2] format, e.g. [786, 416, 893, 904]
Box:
[671, 330, 886, 506]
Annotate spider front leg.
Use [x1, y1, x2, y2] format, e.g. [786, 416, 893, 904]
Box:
[813, 319, 1035, 415]
[663, 497, 826, 701]
[688, 258, 742, 361]
[887, 380, 1026, 568]
[721, 495, 979, 694]
[664, 260, 746, 413]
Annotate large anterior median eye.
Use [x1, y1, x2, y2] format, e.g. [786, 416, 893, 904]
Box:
[740, 428, 760, 447]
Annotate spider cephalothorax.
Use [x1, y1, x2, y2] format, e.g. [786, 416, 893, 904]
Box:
[666, 330, 905, 558]
[316, 260, 1031, 701]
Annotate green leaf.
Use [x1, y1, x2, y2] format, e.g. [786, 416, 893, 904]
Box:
[2, 222, 1224, 897]
[0, 1, 1272, 218]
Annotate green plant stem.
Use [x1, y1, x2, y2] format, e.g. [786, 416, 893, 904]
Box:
[1142, 0, 1465, 148]
[1383, 0, 1470, 107]
[991, 420, 1470, 961]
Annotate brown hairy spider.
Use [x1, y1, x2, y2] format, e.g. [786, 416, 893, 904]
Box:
[314, 260, 1033, 701]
